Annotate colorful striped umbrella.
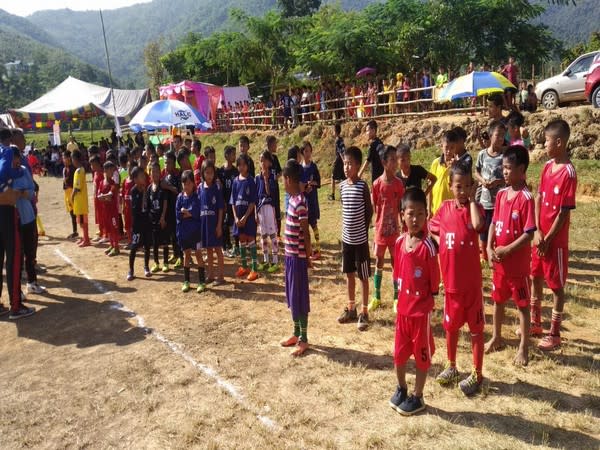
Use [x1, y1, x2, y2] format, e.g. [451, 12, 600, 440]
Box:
[438, 71, 515, 102]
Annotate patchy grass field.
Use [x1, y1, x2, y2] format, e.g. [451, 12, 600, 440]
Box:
[0, 154, 598, 449]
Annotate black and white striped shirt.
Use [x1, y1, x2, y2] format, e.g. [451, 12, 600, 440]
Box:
[340, 179, 372, 245]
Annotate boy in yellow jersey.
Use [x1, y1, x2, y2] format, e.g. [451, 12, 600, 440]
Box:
[71, 149, 90, 247]
[428, 130, 458, 218]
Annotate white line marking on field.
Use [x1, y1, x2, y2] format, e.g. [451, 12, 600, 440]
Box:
[54, 248, 280, 431]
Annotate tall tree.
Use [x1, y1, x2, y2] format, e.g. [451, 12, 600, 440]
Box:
[144, 38, 165, 99]
[231, 9, 296, 94]
[277, 0, 321, 17]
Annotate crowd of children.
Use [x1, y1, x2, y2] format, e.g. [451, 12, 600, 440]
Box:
[327, 115, 576, 416]
[0, 109, 577, 417]
[59, 134, 325, 299]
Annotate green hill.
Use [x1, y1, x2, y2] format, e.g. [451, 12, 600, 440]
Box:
[27, 0, 377, 87]
[534, 0, 600, 46]
[16, 0, 600, 92]
[0, 10, 111, 112]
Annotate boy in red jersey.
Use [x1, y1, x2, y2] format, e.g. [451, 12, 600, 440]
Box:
[90, 156, 106, 243]
[430, 162, 486, 395]
[484, 145, 535, 366]
[532, 120, 577, 351]
[369, 145, 404, 313]
[389, 188, 439, 416]
[192, 140, 204, 186]
[122, 162, 136, 249]
[97, 161, 121, 257]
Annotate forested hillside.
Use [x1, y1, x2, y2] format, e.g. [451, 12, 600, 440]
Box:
[25, 0, 597, 89]
[25, 0, 379, 86]
[534, 0, 600, 45]
[1, 0, 596, 106]
[0, 10, 111, 112]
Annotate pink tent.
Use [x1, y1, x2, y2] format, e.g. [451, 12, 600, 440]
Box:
[159, 81, 250, 129]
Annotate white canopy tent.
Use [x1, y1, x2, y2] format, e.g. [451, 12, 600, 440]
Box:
[0, 113, 16, 128]
[8, 76, 149, 129]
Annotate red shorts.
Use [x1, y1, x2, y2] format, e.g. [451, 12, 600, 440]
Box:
[373, 237, 397, 260]
[102, 211, 119, 232]
[394, 314, 435, 371]
[492, 271, 530, 308]
[531, 244, 568, 290]
[94, 198, 102, 225]
[443, 290, 485, 334]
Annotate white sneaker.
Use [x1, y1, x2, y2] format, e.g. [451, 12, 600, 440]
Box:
[98, 237, 108, 244]
[27, 282, 46, 294]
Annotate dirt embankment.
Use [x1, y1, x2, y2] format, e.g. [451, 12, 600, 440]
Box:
[331, 105, 600, 160]
[205, 105, 600, 193]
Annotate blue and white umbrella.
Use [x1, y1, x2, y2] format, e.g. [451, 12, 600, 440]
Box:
[128, 99, 212, 132]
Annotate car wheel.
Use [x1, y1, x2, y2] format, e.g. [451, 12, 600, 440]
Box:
[542, 90, 559, 110]
[593, 85, 600, 108]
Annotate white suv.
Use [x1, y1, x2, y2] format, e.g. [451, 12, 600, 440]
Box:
[536, 50, 600, 109]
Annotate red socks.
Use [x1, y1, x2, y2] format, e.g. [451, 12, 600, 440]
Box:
[471, 333, 484, 382]
[550, 309, 563, 337]
[530, 297, 542, 326]
[447, 330, 484, 382]
[82, 221, 89, 242]
[446, 331, 459, 366]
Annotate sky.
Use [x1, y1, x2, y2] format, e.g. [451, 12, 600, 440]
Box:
[2, 0, 152, 17]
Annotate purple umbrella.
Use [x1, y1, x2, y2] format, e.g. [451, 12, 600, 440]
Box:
[356, 67, 376, 78]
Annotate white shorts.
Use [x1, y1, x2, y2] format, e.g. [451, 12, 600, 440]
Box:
[258, 204, 277, 236]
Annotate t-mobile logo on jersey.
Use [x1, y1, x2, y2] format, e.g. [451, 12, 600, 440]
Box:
[495, 221, 504, 237]
[445, 232, 455, 249]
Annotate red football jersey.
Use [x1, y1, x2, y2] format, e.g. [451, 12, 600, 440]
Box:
[122, 178, 135, 203]
[538, 160, 577, 248]
[429, 200, 483, 293]
[93, 171, 104, 196]
[492, 187, 536, 277]
[372, 175, 405, 245]
[98, 178, 119, 216]
[393, 234, 440, 317]
[193, 155, 205, 186]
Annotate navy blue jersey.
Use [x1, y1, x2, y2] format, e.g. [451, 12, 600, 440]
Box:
[255, 172, 280, 212]
[176, 191, 201, 244]
[162, 169, 181, 223]
[302, 161, 321, 222]
[199, 182, 224, 248]
[217, 165, 238, 206]
[147, 184, 167, 225]
[230, 175, 257, 237]
[130, 186, 149, 227]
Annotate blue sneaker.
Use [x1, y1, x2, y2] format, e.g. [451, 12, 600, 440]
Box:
[389, 386, 408, 413]
[9, 306, 36, 320]
[397, 395, 426, 416]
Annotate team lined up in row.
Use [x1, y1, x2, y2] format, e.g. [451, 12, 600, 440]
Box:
[62, 135, 323, 293]
[323, 118, 575, 415]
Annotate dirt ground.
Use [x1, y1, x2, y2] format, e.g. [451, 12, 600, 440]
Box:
[0, 171, 599, 449]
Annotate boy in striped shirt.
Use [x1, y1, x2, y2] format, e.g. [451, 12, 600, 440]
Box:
[280, 159, 312, 357]
[337, 146, 373, 331]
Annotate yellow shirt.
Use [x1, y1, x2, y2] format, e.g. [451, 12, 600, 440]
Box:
[72, 167, 89, 215]
[429, 157, 453, 214]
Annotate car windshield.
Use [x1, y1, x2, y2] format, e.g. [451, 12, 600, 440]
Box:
[569, 54, 596, 74]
